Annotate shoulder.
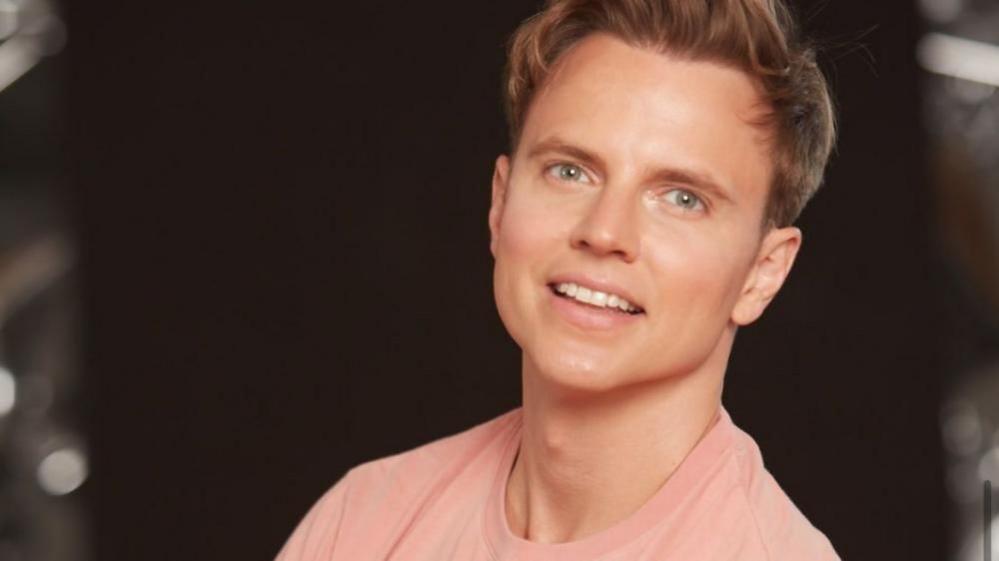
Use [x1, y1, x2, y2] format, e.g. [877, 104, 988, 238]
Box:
[276, 408, 521, 560]
[724, 414, 841, 561]
[345, 407, 520, 491]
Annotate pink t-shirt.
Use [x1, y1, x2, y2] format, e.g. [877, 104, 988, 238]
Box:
[276, 406, 840, 560]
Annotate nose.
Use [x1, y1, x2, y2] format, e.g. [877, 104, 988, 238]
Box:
[569, 187, 640, 262]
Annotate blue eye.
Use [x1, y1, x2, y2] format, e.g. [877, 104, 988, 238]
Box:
[663, 189, 705, 212]
[547, 163, 591, 183]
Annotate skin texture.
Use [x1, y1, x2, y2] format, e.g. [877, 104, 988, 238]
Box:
[488, 33, 803, 543]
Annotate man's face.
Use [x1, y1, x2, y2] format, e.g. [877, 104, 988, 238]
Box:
[489, 33, 801, 394]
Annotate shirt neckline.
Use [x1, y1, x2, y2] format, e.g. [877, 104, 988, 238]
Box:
[482, 405, 735, 561]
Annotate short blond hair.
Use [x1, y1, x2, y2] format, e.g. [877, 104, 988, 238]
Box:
[503, 0, 836, 227]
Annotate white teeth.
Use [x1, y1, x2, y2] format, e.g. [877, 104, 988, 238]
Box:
[553, 282, 640, 313]
[590, 291, 608, 307]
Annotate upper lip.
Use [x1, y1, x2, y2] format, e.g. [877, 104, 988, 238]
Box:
[548, 273, 645, 312]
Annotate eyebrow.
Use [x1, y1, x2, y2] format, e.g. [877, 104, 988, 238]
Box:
[526, 137, 607, 175]
[647, 166, 734, 205]
[525, 136, 734, 204]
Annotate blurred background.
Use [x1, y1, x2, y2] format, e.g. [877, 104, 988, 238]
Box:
[0, 0, 994, 559]
[0, 0, 84, 560]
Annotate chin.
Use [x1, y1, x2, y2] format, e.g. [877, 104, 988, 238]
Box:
[524, 344, 634, 396]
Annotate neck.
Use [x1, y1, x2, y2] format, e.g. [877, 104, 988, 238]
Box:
[504, 343, 729, 544]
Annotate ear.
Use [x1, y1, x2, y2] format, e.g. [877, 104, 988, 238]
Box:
[488, 154, 511, 257]
[731, 226, 802, 326]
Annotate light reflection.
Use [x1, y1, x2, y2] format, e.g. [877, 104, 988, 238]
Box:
[961, 513, 999, 561]
[977, 448, 999, 482]
[0, 0, 18, 41]
[918, 32, 999, 88]
[0, 0, 63, 94]
[36, 447, 88, 496]
[0, 364, 15, 416]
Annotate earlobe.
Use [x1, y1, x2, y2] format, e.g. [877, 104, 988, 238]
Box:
[731, 227, 802, 326]
[489, 155, 511, 257]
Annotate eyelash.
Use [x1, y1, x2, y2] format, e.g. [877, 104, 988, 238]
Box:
[544, 162, 708, 214]
[545, 162, 593, 184]
[661, 189, 707, 213]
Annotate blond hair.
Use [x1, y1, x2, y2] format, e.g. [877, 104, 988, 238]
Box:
[503, 0, 836, 227]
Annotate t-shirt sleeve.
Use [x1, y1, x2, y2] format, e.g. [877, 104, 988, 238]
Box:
[274, 471, 352, 561]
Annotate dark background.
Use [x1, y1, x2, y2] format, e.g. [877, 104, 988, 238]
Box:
[66, 1, 945, 560]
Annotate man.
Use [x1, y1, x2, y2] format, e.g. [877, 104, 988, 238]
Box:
[277, 0, 839, 559]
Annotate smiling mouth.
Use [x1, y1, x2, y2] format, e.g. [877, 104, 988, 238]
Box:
[548, 283, 645, 315]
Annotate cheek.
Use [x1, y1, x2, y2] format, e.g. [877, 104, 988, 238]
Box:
[637, 235, 753, 375]
[645, 231, 753, 320]
[494, 185, 575, 287]
[492, 187, 567, 341]
[497, 186, 566, 256]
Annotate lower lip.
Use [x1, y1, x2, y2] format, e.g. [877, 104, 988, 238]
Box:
[547, 288, 643, 331]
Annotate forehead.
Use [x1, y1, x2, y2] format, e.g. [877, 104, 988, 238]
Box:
[517, 33, 774, 205]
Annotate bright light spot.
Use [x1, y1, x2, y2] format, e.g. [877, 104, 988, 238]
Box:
[0, 365, 15, 416]
[965, 515, 999, 561]
[36, 447, 88, 496]
[0, 0, 18, 41]
[978, 448, 999, 482]
[918, 33, 999, 88]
